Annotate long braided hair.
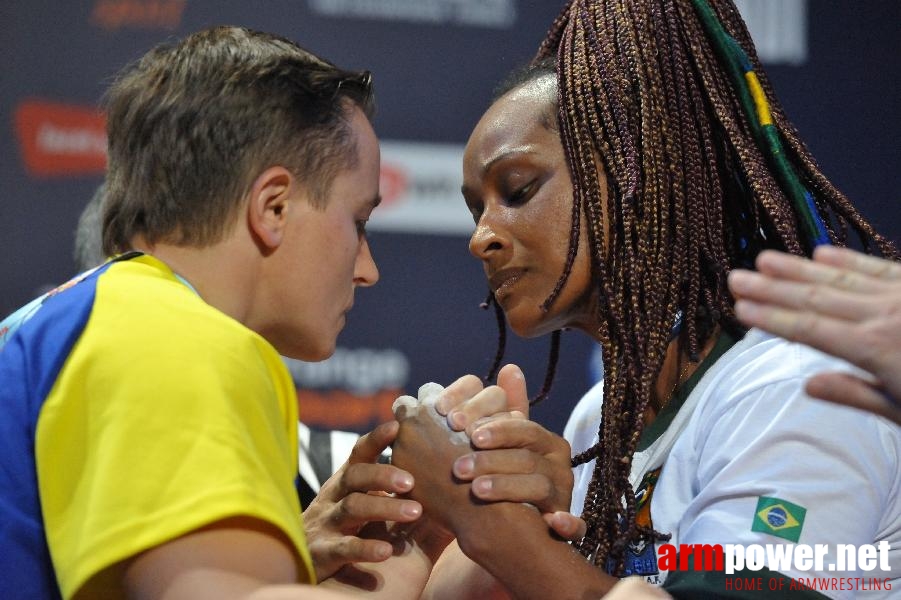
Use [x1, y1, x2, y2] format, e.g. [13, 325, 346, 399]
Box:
[484, 0, 896, 573]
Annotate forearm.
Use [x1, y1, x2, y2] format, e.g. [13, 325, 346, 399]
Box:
[450, 502, 616, 600]
[318, 518, 448, 600]
[423, 540, 511, 600]
[318, 538, 431, 599]
[246, 583, 372, 600]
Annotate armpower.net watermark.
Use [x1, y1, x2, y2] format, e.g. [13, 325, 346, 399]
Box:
[657, 542, 893, 593]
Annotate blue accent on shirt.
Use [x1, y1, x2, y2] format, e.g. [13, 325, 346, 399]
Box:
[0, 264, 112, 600]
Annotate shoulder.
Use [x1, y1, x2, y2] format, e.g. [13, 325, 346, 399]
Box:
[691, 328, 866, 419]
[53, 256, 293, 411]
[707, 329, 852, 390]
[90, 256, 283, 372]
[683, 329, 901, 479]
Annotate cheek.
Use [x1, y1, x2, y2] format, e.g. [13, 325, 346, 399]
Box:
[534, 187, 581, 271]
[568, 245, 594, 300]
[327, 219, 359, 268]
[542, 203, 596, 316]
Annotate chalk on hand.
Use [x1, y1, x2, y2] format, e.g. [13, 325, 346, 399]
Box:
[392, 382, 470, 445]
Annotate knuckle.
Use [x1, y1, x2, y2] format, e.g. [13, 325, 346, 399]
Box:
[327, 537, 357, 561]
[537, 477, 555, 502]
[348, 437, 370, 461]
[522, 450, 540, 471]
[343, 536, 363, 557]
[336, 467, 355, 490]
[332, 498, 355, 523]
[341, 492, 372, 518]
[326, 538, 345, 558]
[802, 283, 825, 309]
[782, 310, 811, 341]
[482, 385, 507, 406]
[551, 435, 571, 454]
[558, 467, 574, 489]
[830, 269, 861, 290]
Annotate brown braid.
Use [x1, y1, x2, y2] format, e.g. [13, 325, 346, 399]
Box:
[531, 330, 562, 406]
[508, 0, 901, 574]
[479, 290, 562, 406]
[480, 292, 507, 383]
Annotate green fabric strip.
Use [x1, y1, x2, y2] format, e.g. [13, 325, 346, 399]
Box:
[665, 566, 830, 599]
[689, 0, 829, 247]
[637, 330, 739, 452]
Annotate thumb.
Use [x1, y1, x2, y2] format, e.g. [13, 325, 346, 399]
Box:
[497, 363, 529, 417]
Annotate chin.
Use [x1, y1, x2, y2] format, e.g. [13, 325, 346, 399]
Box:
[504, 308, 553, 339]
[298, 342, 336, 362]
[274, 333, 337, 362]
[503, 298, 574, 339]
[511, 322, 559, 340]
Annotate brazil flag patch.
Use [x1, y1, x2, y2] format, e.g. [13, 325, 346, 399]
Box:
[752, 496, 806, 542]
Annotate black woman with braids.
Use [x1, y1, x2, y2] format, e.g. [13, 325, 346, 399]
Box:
[391, 0, 901, 598]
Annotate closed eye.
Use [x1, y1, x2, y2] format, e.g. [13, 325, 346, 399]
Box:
[507, 180, 537, 205]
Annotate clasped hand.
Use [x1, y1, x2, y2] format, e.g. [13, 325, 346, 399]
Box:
[301, 364, 583, 584]
[391, 364, 584, 540]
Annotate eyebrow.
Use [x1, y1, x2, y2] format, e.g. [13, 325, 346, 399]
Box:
[481, 146, 538, 176]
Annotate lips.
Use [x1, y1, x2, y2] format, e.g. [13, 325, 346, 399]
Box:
[489, 267, 526, 297]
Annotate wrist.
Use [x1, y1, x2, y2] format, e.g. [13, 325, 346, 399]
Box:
[451, 501, 540, 562]
[391, 517, 455, 565]
[449, 502, 617, 600]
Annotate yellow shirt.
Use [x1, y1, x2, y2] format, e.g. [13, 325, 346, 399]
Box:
[35, 255, 313, 598]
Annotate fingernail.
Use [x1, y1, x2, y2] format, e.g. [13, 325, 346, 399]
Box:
[472, 428, 491, 446]
[473, 478, 493, 495]
[402, 503, 422, 518]
[447, 410, 466, 430]
[502, 364, 524, 379]
[727, 270, 751, 291]
[454, 455, 474, 477]
[375, 544, 392, 559]
[394, 474, 413, 490]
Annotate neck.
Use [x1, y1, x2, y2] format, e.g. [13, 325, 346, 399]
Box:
[643, 326, 721, 425]
[131, 234, 260, 326]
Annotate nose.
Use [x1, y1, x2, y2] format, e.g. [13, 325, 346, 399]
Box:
[354, 236, 379, 287]
[468, 212, 509, 261]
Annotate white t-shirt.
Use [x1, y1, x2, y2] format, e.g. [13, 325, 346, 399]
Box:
[565, 329, 901, 599]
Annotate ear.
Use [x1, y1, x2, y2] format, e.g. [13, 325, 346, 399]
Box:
[246, 166, 295, 251]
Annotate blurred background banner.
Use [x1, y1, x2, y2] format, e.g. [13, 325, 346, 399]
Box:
[2, 0, 898, 435]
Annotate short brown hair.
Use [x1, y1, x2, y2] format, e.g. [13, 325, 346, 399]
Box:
[102, 26, 373, 254]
